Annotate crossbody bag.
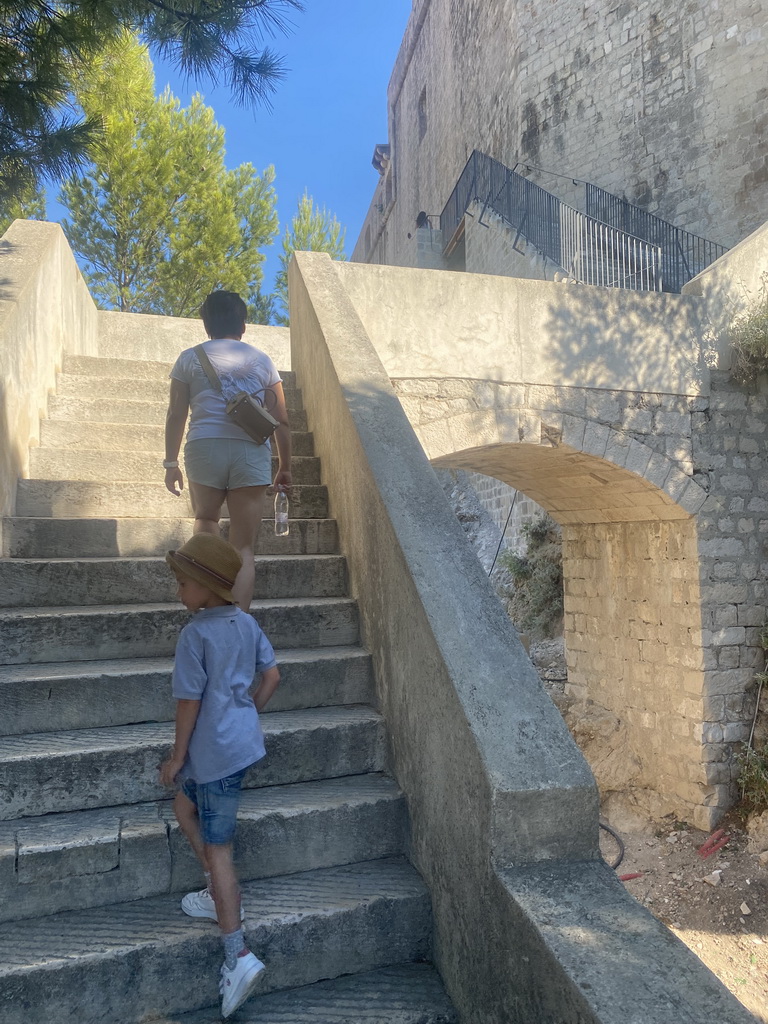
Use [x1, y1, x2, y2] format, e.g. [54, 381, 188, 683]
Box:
[194, 344, 280, 446]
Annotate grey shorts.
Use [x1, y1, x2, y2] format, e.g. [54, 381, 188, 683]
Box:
[184, 437, 271, 490]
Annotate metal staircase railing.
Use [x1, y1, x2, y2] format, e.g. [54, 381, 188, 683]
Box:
[439, 151, 726, 292]
[583, 183, 728, 293]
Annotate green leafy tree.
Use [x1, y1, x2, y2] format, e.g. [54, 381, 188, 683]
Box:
[59, 31, 278, 316]
[0, 0, 302, 203]
[251, 286, 279, 326]
[274, 191, 346, 325]
[0, 181, 46, 236]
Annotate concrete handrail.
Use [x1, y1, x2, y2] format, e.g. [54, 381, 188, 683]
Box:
[0, 220, 98, 540]
[288, 250, 755, 1023]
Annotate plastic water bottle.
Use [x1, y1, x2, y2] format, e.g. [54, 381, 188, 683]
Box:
[274, 488, 289, 536]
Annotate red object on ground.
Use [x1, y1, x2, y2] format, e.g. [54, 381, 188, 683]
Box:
[697, 829, 729, 858]
[618, 872, 644, 881]
[699, 835, 730, 859]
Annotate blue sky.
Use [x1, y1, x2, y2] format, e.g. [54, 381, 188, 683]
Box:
[50, 2, 412, 299]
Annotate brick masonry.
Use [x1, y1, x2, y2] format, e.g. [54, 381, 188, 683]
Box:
[394, 369, 768, 828]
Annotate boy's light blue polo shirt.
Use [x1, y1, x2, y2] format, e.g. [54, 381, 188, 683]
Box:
[172, 605, 277, 784]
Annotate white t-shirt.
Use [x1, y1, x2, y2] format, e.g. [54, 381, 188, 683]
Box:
[170, 338, 282, 443]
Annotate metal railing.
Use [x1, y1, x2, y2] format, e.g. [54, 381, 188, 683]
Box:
[440, 151, 662, 291]
[441, 152, 729, 291]
[583, 183, 728, 293]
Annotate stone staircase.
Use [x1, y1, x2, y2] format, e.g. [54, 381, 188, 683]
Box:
[0, 349, 456, 1023]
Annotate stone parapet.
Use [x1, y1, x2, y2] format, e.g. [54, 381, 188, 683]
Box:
[288, 250, 755, 1023]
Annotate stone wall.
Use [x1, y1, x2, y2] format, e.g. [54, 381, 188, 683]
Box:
[288, 250, 756, 1023]
[398, 368, 768, 827]
[0, 220, 98, 544]
[354, 0, 767, 267]
[563, 519, 705, 822]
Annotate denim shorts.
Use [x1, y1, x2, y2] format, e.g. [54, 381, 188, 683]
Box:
[181, 766, 249, 845]
[184, 437, 272, 490]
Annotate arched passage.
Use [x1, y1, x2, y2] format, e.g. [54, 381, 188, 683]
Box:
[426, 432, 713, 827]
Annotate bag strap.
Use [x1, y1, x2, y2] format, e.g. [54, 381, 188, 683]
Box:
[195, 343, 277, 408]
[194, 344, 223, 394]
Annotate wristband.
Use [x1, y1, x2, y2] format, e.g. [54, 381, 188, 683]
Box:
[163, 460, 179, 469]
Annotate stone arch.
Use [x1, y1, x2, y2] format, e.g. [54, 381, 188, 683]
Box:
[413, 411, 715, 828]
[420, 407, 707, 522]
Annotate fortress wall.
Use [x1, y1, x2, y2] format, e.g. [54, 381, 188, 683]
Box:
[355, 0, 766, 266]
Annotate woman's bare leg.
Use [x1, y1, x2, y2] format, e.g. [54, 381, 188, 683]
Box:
[226, 486, 269, 612]
[188, 480, 226, 537]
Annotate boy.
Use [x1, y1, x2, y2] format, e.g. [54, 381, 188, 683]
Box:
[159, 533, 280, 1019]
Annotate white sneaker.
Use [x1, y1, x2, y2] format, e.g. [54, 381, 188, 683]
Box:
[180, 887, 245, 922]
[220, 951, 266, 1018]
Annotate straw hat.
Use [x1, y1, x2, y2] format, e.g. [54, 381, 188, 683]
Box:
[166, 535, 242, 604]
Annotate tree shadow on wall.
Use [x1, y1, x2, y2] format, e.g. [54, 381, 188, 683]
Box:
[538, 278, 730, 395]
[0, 238, 18, 301]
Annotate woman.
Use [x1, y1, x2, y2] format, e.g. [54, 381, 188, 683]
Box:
[163, 290, 292, 611]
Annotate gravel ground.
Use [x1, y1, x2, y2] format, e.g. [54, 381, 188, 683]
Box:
[600, 813, 768, 1021]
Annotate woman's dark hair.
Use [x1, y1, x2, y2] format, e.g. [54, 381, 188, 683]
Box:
[199, 291, 248, 338]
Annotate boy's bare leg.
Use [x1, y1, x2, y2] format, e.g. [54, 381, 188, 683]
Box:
[173, 791, 211, 884]
[206, 842, 243, 936]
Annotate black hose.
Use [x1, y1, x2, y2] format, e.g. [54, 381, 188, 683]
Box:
[599, 820, 625, 870]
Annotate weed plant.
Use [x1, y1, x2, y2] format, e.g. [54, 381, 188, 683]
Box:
[729, 277, 768, 385]
[737, 736, 768, 814]
[500, 513, 563, 640]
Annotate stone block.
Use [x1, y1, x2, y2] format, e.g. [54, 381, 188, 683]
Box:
[713, 606, 739, 629]
[719, 474, 754, 492]
[582, 421, 610, 458]
[624, 439, 653, 477]
[673, 479, 707, 514]
[737, 604, 768, 627]
[722, 722, 750, 742]
[560, 414, 586, 449]
[700, 689, 726, 717]
[604, 431, 631, 467]
[700, 582, 749, 604]
[694, 722, 724, 743]
[622, 409, 653, 434]
[644, 451, 673, 489]
[701, 742, 728, 763]
[655, 410, 691, 437]
[702, 626, 746, 647]
[711, 561, 738, 579]
[717, 646, 741, 669]
[585, 393, 622, 423]
[704, 668, 755, 695]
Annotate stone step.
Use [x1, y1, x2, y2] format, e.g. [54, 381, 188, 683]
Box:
[154, 963, 457, 1024]
[0, 647, 374, 736]
[15, 480, 327, 518]
[55, 372, 302, 408]
[0, 596, 359, 665]
[0, 706, 385, 820]
[0, 857, 430, 1024]
[47, 394, 309, 431]
[3, 516, 339, 558]
[39, 419, 315, 456]
[0, 775, 406, 923]
[0, 553, 347, 607]
[29, 448, 321, 484]
[64, 354, 297, 391]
